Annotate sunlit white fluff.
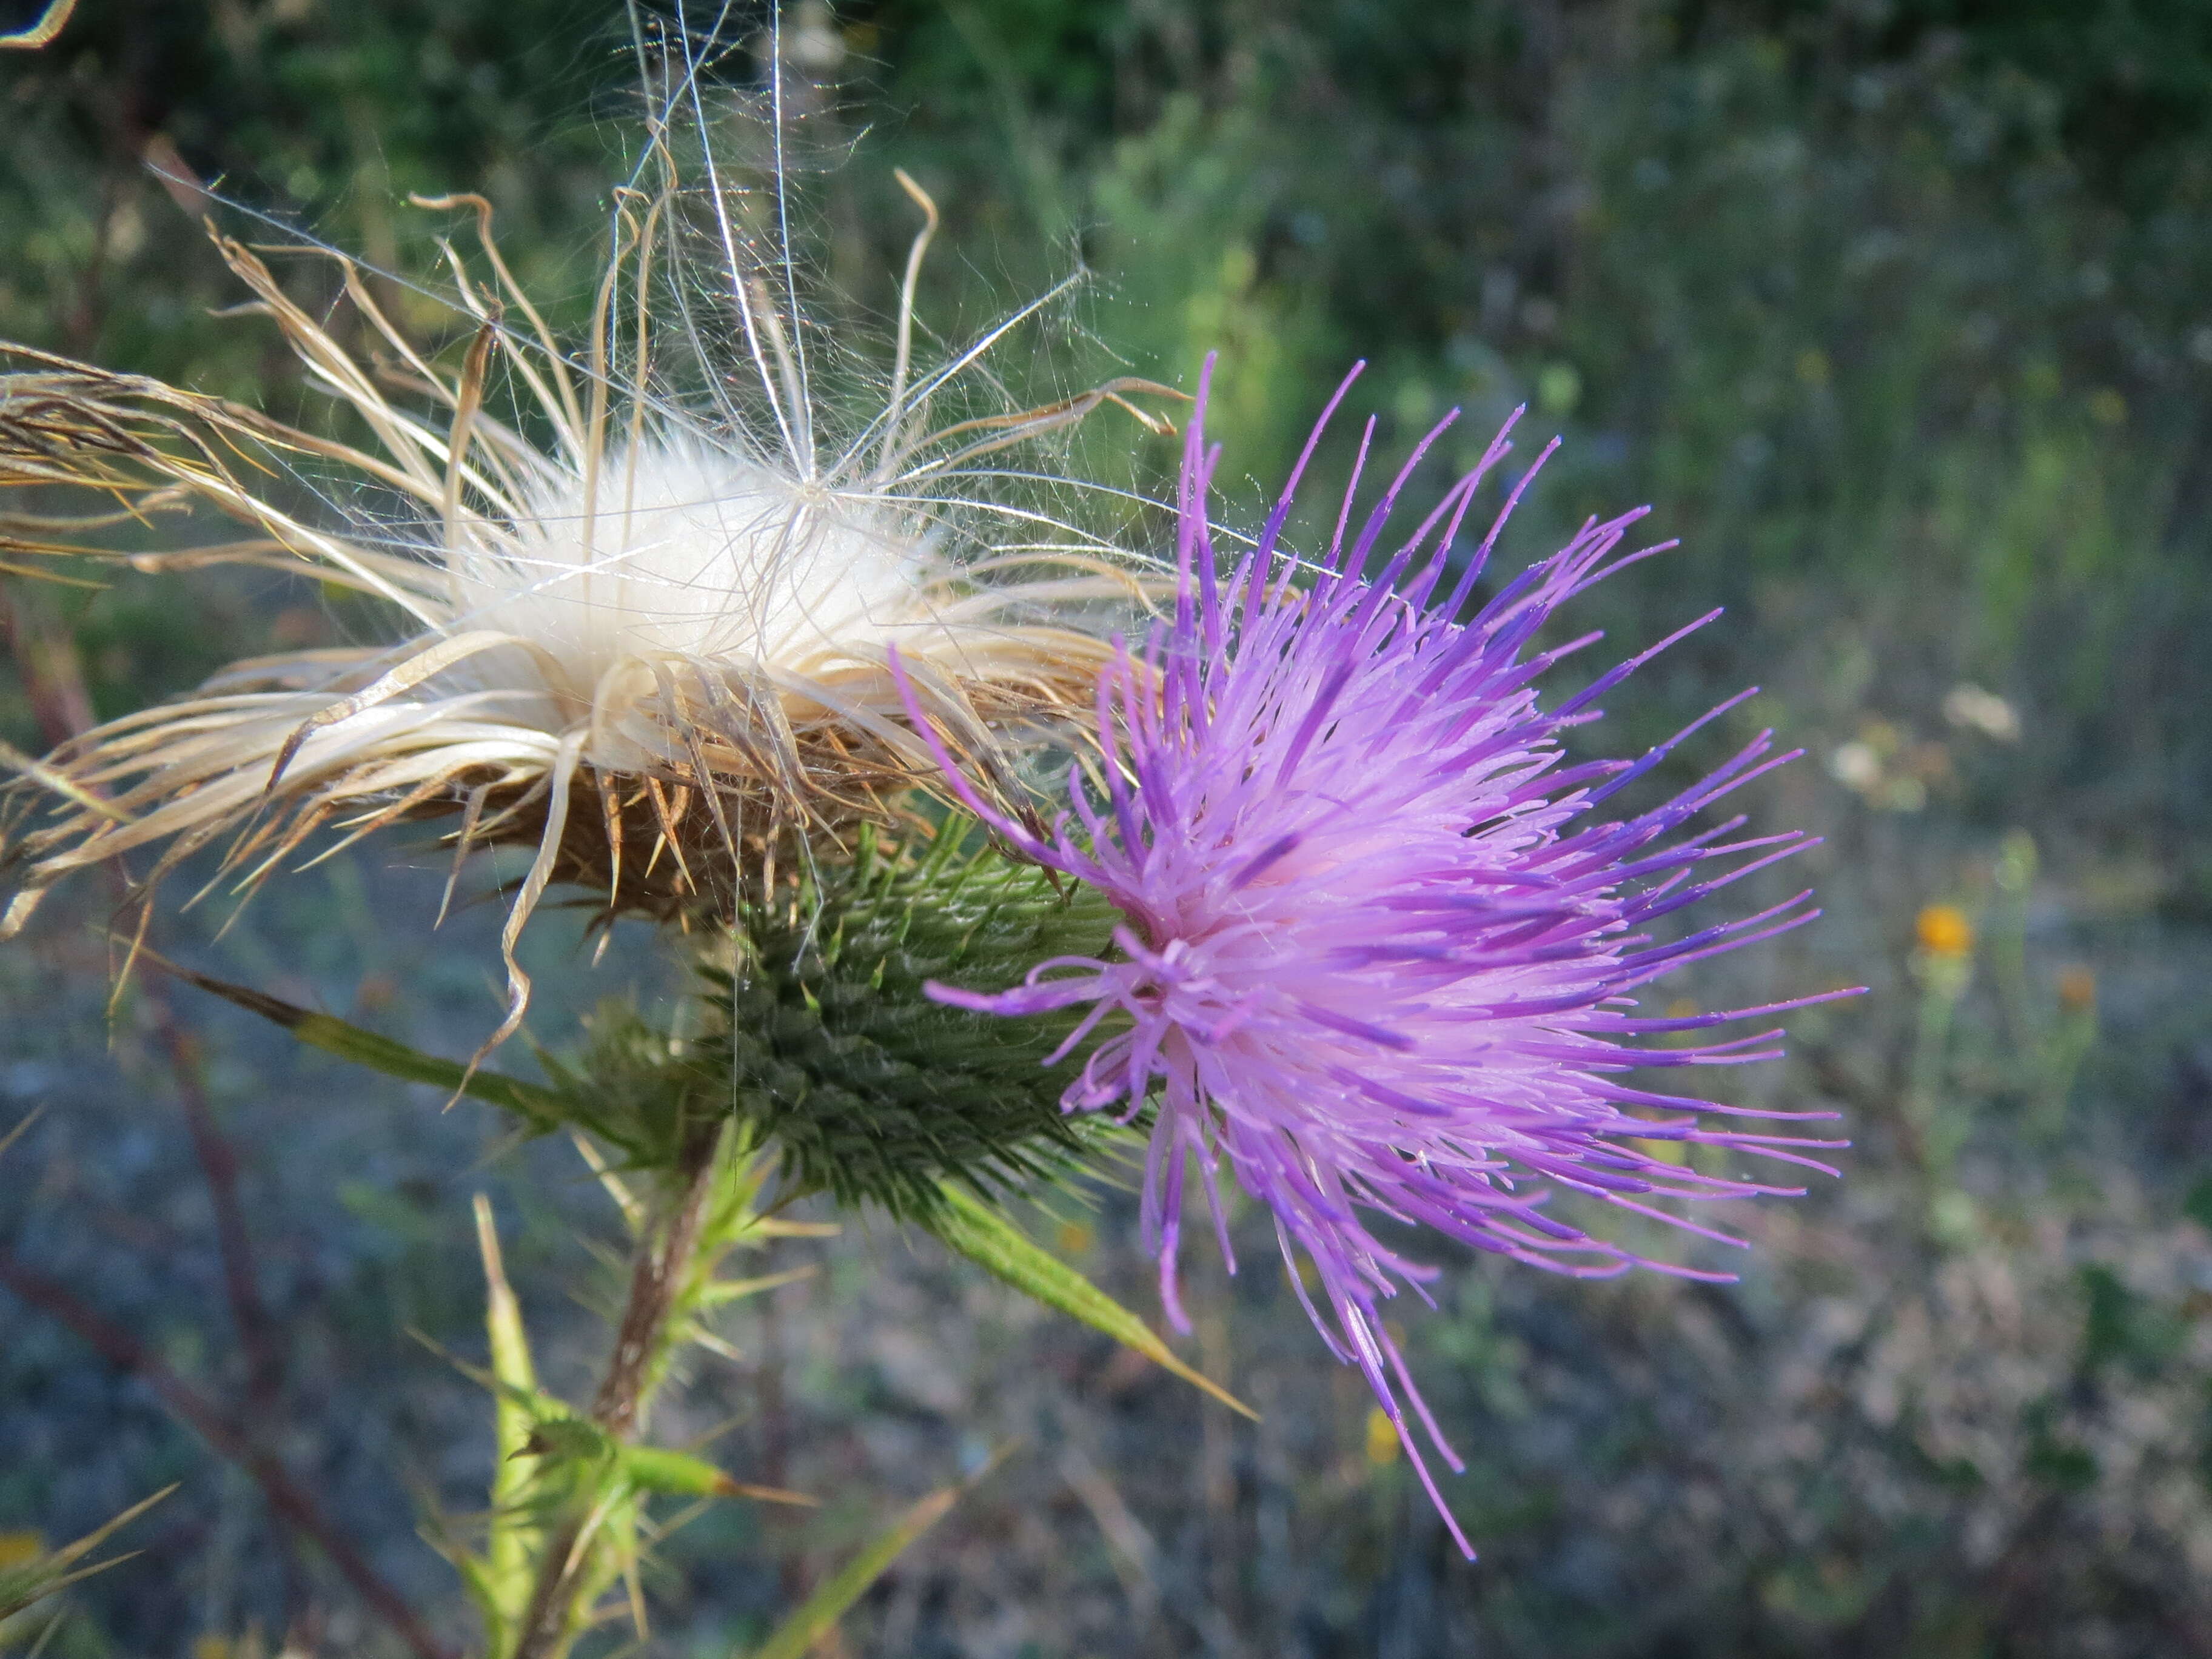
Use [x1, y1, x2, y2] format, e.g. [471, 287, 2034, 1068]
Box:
[477, 438, 931, 700]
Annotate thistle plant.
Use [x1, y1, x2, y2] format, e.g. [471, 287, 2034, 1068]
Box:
[0, 5, 1852, 1644]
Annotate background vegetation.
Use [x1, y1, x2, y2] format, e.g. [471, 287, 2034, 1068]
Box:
[2, 1, 2210, 1655]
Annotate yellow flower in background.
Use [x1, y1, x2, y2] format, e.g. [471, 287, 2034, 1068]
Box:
[0, 1529, 44, 1569]
[1915, 905, 1974, 959]
[2058, 966, 2097, 1014]
[1366, 1405, 1402, 1466]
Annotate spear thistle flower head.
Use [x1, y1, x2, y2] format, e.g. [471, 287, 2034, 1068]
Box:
[895, 357, 1854, 1556]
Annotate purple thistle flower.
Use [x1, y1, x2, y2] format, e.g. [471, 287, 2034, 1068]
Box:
[891, 357, 1852, 1557]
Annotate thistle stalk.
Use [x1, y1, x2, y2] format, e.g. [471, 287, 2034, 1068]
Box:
[508, 1127, 723, 1659]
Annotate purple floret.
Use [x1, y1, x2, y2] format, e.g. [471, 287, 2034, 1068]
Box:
[891, 357, 1852, 1557]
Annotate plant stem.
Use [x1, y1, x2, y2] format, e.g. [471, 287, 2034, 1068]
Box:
[591, 1145, 717, 1439]
[509, 1131, 723, 1659]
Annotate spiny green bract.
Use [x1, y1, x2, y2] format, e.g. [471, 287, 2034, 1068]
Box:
[702, 816, 1123, 1219]
[541, 816, 1123, 1218]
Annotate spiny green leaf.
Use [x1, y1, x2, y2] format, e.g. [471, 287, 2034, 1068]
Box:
[619, 1445, 814, 1506]
[473, 1195, 542, 1638]
[0, 1486, 170, 1620]
[924, 1184, 1257, 1421]
[693, 1265, 816, 1309]
[137, 948, 566, 1126]
[139, 951, 720, 1173]
[740, 1484, 962, 1659]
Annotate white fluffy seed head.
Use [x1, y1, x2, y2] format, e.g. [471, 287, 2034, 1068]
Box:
[444, 436, 942, 745]
[474, 438, 931, 670]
